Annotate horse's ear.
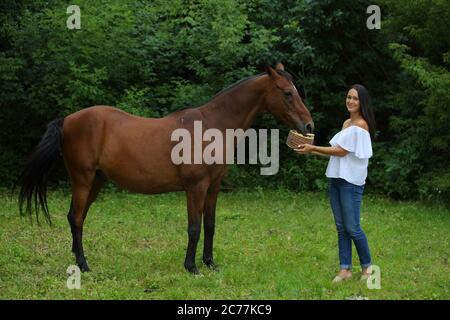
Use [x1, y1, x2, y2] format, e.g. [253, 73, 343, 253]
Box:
[265, 65, 277, 78]
[275, 62, 285, 71]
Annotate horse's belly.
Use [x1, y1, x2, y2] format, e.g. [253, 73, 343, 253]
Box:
[97, 117, 185, 193]
[102, 164, 184, 194]
[99, 144, 184, 194]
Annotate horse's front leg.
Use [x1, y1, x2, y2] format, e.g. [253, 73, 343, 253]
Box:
[203, 184, 220, 270]
[184, 182, 208, 274]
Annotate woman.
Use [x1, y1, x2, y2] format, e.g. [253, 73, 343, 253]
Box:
[296, 84, 375, 282]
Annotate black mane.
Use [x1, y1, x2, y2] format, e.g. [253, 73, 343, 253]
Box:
[213, 70, 293, 98]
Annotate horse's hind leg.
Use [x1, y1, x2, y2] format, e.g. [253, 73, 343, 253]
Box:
[67, 201, 75, 253]
[184, 181, 208, 274]
[67, 171, 105, 272]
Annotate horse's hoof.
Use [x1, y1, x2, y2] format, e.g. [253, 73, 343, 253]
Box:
[78, 262, 90, 272]
[203, 259, 218, 271]
[185, 266, 199, 275]
[190, 267, 199, 275]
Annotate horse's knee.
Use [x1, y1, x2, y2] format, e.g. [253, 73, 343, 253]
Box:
[188, 223, 201, 242]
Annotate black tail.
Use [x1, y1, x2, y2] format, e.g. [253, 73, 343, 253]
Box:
[17, 118, 64, 224]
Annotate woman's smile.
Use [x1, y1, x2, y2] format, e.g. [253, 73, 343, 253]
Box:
[346, 88, 360, 113]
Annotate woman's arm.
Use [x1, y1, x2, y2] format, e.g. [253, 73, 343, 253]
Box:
[311, 150, 330, 158]
[295, 144, 349, 157]
[297, 119, 352, 157]
[298, 149, 330, 158]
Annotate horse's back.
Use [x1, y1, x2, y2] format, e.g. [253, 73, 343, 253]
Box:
[65, 105, 145, 125]
[62, 105, 185, 193]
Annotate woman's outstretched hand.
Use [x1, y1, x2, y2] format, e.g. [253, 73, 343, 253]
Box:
[294, 144, 314, 155]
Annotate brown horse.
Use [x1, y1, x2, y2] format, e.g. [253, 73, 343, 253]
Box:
[18, 63, 314, 274]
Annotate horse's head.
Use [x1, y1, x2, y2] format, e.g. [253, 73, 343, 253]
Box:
[263, 63, 314, 135]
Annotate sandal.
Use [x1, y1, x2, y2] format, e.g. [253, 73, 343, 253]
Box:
[332, 271, 353, 283]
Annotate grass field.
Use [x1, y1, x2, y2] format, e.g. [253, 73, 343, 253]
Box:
[0, 188, 448, 300]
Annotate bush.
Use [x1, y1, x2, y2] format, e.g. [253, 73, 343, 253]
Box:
[1, 0, 449, 205]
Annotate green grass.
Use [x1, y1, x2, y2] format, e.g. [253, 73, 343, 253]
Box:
[0, 188, 449, 299]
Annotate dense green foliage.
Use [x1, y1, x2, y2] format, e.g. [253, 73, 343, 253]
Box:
[1, 0, 449, 203]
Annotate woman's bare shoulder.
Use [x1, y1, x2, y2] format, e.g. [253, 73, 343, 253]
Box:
[342, 119, 351, 129]
[353, 119, 369, 131]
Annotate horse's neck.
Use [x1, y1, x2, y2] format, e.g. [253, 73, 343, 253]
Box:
[199, 77, 267, 131]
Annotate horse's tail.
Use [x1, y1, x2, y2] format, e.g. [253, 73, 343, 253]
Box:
[17, 118, 64, 224]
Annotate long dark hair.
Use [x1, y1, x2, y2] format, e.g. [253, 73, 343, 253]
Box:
[349, 84, 376, 139]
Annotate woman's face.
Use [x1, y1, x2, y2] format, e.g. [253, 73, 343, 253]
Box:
[346, 88, 360, 114]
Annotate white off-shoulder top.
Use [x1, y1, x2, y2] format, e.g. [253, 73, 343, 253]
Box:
[325, 125, 373, 186]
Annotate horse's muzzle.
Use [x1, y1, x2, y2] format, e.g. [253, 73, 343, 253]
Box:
[297, 122, 315, 135]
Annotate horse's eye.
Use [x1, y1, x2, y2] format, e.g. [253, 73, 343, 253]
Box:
[283, 91, 292, 98]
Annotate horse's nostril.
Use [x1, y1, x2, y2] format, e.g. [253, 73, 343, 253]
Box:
[306, 123, 314, 133]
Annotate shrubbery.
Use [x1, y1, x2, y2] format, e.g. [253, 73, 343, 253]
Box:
[0, 0, 448, 204]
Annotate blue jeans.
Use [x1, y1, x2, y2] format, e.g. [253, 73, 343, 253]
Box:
[328, 178, 372, 269]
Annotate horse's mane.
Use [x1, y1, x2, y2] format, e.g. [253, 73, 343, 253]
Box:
[169, 69, 294, 112]
[213, 70, 293, 99]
